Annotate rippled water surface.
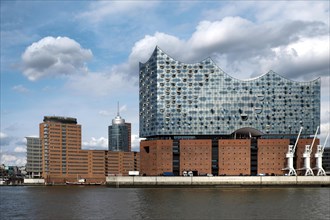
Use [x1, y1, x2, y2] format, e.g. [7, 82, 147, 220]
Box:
[1, 186, 329, 220]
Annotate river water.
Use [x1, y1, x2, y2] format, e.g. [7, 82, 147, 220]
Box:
[1, 186, 329, 220]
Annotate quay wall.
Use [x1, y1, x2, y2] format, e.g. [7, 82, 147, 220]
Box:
[106, 176, 330, 187]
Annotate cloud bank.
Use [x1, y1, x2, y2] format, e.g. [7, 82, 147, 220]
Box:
[77, 1, 158, 23]
[21, 36, 92, 81]
[130, 17, 328, 81]
[20, 14, 328, 96]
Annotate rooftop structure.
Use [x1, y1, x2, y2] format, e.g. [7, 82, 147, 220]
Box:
[43, 116, 77, 124]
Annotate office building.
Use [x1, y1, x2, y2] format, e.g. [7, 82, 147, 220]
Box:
[107, 108, 139, 175]
[25, 137, 42, 178]
[108, 111, 131, 152]
[139, 46, 321, 176]
[40, 116, 107, 183]
[40, 116, 81, 180]
[37, 116, 139, 184]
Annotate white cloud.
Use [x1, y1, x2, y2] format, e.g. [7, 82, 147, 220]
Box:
[0, 132, 11, 146]
[203, 1, 329, 25]
[188, 17, 255, 55]
[0, 154, 26, 166]
[131, 134, 143, 152]
[66, 10, 328, 98]
[12, 85, 30, 93]
[99, 110, 112, 117]
[0, 132, 8, 139]
[67, 69, 137, 97]
[82, 137, 108, 149]
[77, 1, 158, 23]
[130, 32, 185, 65]
[129, 16, 328, 79]
[261, 36, 329, 80]
[14, 146, 26, 153]
[254, 1, 329, 24]
[21, 36, 92, 81]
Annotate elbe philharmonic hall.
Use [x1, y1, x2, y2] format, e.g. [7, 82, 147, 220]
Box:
[27, 46, 326, 184]
[139, 47, 320, 176]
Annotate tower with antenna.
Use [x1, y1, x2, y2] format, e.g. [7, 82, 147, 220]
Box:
[108, 102, 131, 152]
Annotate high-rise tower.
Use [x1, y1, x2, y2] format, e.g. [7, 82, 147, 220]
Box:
[26, 137, 42, 178]
[108, 104, 131, 152]
[40, 116, 81, 180]
[39, 116, 108, 183]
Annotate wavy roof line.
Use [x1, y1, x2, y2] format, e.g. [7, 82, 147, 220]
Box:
[142, 46, 320, 84]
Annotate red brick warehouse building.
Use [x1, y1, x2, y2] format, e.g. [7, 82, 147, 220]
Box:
[38, 116, 139, 184]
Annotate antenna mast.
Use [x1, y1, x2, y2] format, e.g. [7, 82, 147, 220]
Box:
[117, 101, 120, 116]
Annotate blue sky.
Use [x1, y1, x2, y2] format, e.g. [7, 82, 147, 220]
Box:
[1, 1, 329, 166]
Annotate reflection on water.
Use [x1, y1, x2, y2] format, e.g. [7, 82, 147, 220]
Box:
[1, 186, 329, 220]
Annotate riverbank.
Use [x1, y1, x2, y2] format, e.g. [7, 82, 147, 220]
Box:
[106, 176, 330, 187]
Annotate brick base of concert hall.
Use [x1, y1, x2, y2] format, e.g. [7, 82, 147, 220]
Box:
[139, 138, 319, 176]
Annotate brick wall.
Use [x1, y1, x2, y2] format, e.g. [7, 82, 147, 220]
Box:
[179, 139, 212, 175]
[257, 139, 289, 175]
[140, 140, 173, 176]
[218, 139, 251, 176]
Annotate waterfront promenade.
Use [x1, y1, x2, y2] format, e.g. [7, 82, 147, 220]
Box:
[106, 176, 330, 187]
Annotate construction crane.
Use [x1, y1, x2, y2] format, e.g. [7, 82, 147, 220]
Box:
[314, 132, 329, 176]
[283, 127, 303, 176]
[301, 126, 319, 176]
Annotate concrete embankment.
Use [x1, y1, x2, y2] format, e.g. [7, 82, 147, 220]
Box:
[106, 176, 330, 187]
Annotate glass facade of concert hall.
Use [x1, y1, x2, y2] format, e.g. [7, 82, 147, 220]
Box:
[139, 47, 320, 139]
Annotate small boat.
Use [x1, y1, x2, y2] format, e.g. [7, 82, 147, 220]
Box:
[0, 178, 6, 185]
[66, 178, 86, 185]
